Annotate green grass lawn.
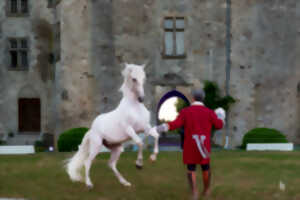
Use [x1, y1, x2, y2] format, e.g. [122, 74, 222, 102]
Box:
[1, 151, 300, 200]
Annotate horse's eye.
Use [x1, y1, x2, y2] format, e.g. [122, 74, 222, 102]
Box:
[132, 78, 137, 82]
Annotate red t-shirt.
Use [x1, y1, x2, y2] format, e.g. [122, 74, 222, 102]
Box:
[168, 104, 223, 164]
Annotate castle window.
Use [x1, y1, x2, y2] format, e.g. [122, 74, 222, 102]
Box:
[8, 38, 29, 70]
[162, 17, 186, 59]
[47, 0, 60, 8]
[21, 0, 28, 13]
[47, 0, 54, 8]
[48, 0, 53, 7]
[10, 0, 18, 14]
[6, 0, 29, 16]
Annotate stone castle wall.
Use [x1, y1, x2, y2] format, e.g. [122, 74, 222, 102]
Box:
[0, 0, 299, 147]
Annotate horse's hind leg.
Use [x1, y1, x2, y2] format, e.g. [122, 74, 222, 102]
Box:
[108, 145, 131, 187]
[84, 134, 102, 189]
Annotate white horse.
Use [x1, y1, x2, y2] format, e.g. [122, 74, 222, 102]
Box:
[66, 63, 160, 188]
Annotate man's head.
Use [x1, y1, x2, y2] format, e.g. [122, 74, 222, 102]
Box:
[191, 89, 205, 102]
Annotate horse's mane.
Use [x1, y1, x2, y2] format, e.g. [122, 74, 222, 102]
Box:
[119, 64, 131, 92]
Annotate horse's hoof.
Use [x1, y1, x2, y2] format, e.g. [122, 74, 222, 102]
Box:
[150, 154, 157, 162]
[87, 185, 94, 190]
[136, 164, 143, 170]
[122, 181, 132, 187]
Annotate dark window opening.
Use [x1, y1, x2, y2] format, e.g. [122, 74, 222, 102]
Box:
[48, 53, 55, 64]
[20, 51, 28, 67]
[21, 39, 27, 48]
[7, 0, 29, 16]
[21, 0, 28, 13]
[10, 39, 18, 48]
[18, 98, 41, 133]
[48, 0, 54, 8]
[10, 0, 18, 13]
[10, 51, 18, 68]
[8, 38, 29, 70]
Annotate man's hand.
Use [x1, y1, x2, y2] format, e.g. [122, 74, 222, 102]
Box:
[215, 107, 226, 122]
[155, 123, 169, 133]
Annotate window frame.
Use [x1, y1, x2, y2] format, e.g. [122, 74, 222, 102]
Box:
[162, 16, 186, 59]
[6, 0, 30, 17]
[47, 0, 60, 8]
[7, 37, 30, 71]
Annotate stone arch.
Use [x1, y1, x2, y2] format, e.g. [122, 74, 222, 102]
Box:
[156, 90, 190, 148]
[156, 89, 190, 124]
[18, 84, 40, 98]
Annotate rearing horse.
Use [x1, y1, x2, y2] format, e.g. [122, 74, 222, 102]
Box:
[66, 63, 159, 188]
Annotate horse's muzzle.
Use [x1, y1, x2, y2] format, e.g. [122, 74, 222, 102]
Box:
[138, 96, 144, 103]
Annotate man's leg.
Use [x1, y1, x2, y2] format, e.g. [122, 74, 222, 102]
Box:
[187, 164, 199, 200]
[201, 164, 211, 196]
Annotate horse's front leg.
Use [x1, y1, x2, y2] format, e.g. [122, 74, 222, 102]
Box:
[125, 126, 144, 169]
[146, 125, 160, 162]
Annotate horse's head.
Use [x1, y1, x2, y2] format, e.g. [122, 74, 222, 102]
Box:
[121, 63, 146, 103]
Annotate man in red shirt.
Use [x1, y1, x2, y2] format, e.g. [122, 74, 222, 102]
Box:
[156, 89, 225, 199]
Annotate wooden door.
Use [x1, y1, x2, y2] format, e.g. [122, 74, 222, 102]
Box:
[18, 98, 41, 133]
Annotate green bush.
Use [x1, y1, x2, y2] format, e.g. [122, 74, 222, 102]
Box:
[0, 140, 6, 145]
[34, 140, 47, 152]
[175, 98, 189, 113]
[203, 81, 235, 139]
[203, 80, 235, 111]
[57, 127, 89, 152]
[241, 128, 288, 149]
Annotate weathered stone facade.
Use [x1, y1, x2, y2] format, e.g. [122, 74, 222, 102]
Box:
[0, 0, 56, 144]
[0, 0, 299, 147]
[229, 0, 300, 145]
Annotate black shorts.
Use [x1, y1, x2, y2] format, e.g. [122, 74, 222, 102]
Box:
[187, 164, 210, 171]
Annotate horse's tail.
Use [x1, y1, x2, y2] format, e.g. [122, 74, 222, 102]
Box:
[65, 130, 91, 182]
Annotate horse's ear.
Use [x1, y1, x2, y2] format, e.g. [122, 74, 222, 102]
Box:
[142, 60, 150, 69]
[123, 62, 129, 68]
[122, 63, 132, 77]
[142, 59, 150, 68]
[122, 63, 127, 77]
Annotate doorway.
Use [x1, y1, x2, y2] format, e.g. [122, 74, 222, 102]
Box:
[18, 98, 41, 133]
[156, 90, 190, 147]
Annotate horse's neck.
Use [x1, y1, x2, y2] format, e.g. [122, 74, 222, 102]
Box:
[119, 96, 140, 109]
[118, 81, 145, 111]
[120, 83, 136, 101]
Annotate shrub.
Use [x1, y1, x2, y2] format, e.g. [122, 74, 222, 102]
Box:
[241, 128, 288, 149]
[175, 98, 189, 113]
[203, 80, 235, 111]
[0, 140, 6, 145]
[203, 81, 235, 139]
[34, 140, 47, 152]
[57, 127, 89, 152]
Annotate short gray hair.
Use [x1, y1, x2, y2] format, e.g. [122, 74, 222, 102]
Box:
[192, 89, 205, 102]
